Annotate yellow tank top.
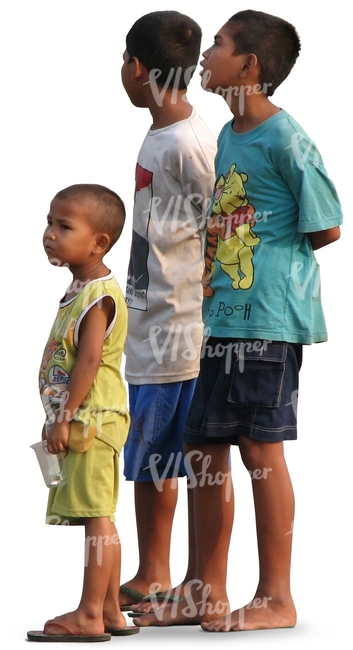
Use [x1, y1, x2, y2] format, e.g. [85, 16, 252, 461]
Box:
[39, 273, 129, 453]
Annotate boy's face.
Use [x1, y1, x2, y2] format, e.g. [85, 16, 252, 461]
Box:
[43, 198, 100, 269]
[200, 24, 245, 93]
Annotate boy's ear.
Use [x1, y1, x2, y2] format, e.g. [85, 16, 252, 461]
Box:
[131, 57, 146, 81]
[239, 53, 258, 78]
[94, 233, 110, 254]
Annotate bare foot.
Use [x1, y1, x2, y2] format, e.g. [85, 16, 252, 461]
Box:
[44, 611, 104, 636]
[201, 596, 297, 632]
[132, 582, 230, 627]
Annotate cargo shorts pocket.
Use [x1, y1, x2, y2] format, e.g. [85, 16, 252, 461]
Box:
[228, 342, 287, 408]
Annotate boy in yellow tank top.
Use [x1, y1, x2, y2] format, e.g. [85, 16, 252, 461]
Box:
[28, 184, 139, 641]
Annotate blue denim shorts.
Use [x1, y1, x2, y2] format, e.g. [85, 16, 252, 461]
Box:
[183, 338, 302, 445]
[124, 379, 197, 481]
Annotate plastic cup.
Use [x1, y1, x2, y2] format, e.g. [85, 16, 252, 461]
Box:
[30, 440, 67, 487]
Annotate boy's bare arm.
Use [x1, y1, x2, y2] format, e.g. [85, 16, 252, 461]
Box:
[308, 225, 341, 250]
[46, 297, 114, 454]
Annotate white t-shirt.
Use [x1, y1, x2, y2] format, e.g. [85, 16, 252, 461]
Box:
[125, 108, 216, 384]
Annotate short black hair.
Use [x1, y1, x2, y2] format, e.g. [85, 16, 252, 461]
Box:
[126, 11, 201, 90]
[53, 184, 125, 250]
[226, 10, 301, 96]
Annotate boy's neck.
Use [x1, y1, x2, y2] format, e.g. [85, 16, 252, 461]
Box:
[229, 93, 280, 134]
[146, 88, 193, 130]
[69, 260, 110, 285]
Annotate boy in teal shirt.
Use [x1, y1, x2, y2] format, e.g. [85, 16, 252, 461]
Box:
[133, 10, 342, 632]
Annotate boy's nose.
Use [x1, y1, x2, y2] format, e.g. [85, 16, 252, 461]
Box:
[45, 227, 56, 239]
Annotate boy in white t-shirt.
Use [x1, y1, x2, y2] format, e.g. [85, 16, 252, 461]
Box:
[119, 10, 216, 611]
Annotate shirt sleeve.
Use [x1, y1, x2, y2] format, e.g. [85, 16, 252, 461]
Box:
[274, 120, 343, 233]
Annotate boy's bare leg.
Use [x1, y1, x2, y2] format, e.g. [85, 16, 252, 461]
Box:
[131, 485, 197, 613]
[202, 437, 296, 632]
[176, 484, 197, 592]
[119, 479, 177, 608]
[44, 518, 125, 636]
[103, 524, 126, 631]
[133, 443, 233, 626]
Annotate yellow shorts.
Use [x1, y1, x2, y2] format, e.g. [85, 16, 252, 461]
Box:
[46, 437, 119, 525]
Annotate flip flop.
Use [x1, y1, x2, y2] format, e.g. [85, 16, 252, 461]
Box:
[105, 627, 140, 635]
[119, 585, 146, 611]
[119, 585, 163, 611]
[27, 620, 111, 642]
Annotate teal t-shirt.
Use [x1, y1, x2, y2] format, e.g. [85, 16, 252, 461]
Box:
[202, 110, 342, 344]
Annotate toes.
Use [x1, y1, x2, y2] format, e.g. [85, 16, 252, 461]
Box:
[133, 603, 154, 614]
[132, 616, 148, 627]
[201, 619, 232, 633]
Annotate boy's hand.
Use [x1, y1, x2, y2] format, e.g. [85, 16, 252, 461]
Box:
[202, 267, 212, 288]
[46, 419, 70, 455]
[308, 226, 340, 250]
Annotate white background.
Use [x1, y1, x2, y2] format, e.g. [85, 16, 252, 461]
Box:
[1, 1, 350, 648]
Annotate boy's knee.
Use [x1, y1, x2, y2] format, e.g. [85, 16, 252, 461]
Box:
[238, 436, 265, 471]
[183, 447, 205, 473]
